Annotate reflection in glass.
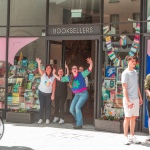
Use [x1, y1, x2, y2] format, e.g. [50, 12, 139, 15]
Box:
[0, 0, 7, 25]
[104, 0, 140, 34]
[110, 14, 119, 34]
[49, 0, 100, 25]
[103, 22, 137, 36]
[10, 0, 46, 25]
[9, 27, 45, 37]
[0, 28, 6, 36]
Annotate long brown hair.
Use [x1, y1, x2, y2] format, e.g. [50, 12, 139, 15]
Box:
[69, 65, 78, 88]
[45, 64, 53, 78]
[69, 73, 74, 88]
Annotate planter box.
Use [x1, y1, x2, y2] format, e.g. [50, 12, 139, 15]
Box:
[6, 111, 34, 124]
[95, 119, 123, 133]
[33, 111, 40, 122]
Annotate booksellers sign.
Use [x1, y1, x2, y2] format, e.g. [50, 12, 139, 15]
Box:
[48, 25, 100, 36]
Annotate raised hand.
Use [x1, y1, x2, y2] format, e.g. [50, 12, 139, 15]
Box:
[53, 68, 56, 74]
[65, 64, 68, 69]
[36, 58, 41, 64]
[86, 57, 92, 64]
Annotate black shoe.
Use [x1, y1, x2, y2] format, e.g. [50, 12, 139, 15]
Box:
[73, 126, 83, 129]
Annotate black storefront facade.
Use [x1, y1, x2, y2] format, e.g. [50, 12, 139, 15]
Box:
[0, 0, 150, 133]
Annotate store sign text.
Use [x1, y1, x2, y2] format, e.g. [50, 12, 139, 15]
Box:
[52, 27, 94, 35]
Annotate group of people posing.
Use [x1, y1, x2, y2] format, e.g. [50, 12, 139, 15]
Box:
[36, 57, 93, 129]
[35, 55, 150, 143]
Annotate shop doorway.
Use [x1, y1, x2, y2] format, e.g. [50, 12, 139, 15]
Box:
[48, 40, 96, 125]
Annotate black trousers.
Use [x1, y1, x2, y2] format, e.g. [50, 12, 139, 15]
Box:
[54, 95, 67, 119]
[39, 90, 52, 120]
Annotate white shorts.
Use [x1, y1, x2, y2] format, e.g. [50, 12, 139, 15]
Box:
[123, 98, 139, 117]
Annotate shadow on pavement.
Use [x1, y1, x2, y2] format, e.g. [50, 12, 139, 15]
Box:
[0, 146, 34, 150]
[141, 142, 150, 147]
[4, 122, 96, 132]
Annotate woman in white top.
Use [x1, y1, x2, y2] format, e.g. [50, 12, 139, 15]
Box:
[36, 58, 56, 124]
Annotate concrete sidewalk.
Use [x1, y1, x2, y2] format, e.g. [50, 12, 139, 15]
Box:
[0, 122, 150, 150]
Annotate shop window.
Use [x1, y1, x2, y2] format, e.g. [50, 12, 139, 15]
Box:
[0, 37, 6, 109]
[104, 0, 140, 27]
[0, 62, 6, 109]
[49, 0, 100, 25]
[133, 13, 140, 21]
[101, 23, 140, 120]
[132, 13, 140, 33]
[110, 14, 119, 34]
[10, 0, 46, 26]
[3, 38, 46, 113]
[0, 37, 47, 112]
[0, 0, 7, 26]
[7, 57, 41, 111]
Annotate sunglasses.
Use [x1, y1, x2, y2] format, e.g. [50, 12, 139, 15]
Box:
[72, 68, 77, 70]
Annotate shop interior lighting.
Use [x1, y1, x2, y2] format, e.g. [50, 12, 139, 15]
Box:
[71, 9, 82, 18]
[42, 29, 46, 36]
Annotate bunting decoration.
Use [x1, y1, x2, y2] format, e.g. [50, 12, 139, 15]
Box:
[120, 35, 127, 46]
[105, 23, 140, 68]
[103, 26, 110, 34]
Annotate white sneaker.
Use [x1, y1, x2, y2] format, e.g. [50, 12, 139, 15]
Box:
[128, 135, 141, 144]
[38, 119, 43, 124]
[59, 118, 64, 124]
[46, 119, 50, 125]
[123, 137, 130, 145]
[52, 117, 59, 123]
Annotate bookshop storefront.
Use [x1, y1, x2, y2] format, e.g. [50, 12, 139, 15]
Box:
[0, 0, 149, 132]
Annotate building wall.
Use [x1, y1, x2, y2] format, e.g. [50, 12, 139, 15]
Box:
[104, 0, 140, 34]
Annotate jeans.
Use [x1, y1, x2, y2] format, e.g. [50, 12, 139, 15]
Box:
[55, 95, 67, 119]
[69, 90, 88, 126]
[147, 101, 150, 117]
[39, 90, 52, 120]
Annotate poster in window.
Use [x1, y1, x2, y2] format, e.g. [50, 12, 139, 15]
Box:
[105, 66, 116, 78]
[116, 83, 123, 98]
[117, 67, 124, 81]
[104, 78, 115, 90]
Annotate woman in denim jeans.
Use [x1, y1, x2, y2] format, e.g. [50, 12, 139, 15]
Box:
[53, 58, 93, 129]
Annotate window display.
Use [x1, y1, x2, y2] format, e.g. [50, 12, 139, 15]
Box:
[101, 23, 140, 119]
[0, 62, 6, 109]
[102, 65, 124, 118]
[6, 53, 42, 112]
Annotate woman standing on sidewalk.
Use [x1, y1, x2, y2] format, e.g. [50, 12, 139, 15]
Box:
[53, 58, 93, 129]
[36, 58, 56, 124]
[53, 65, 69, 124]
